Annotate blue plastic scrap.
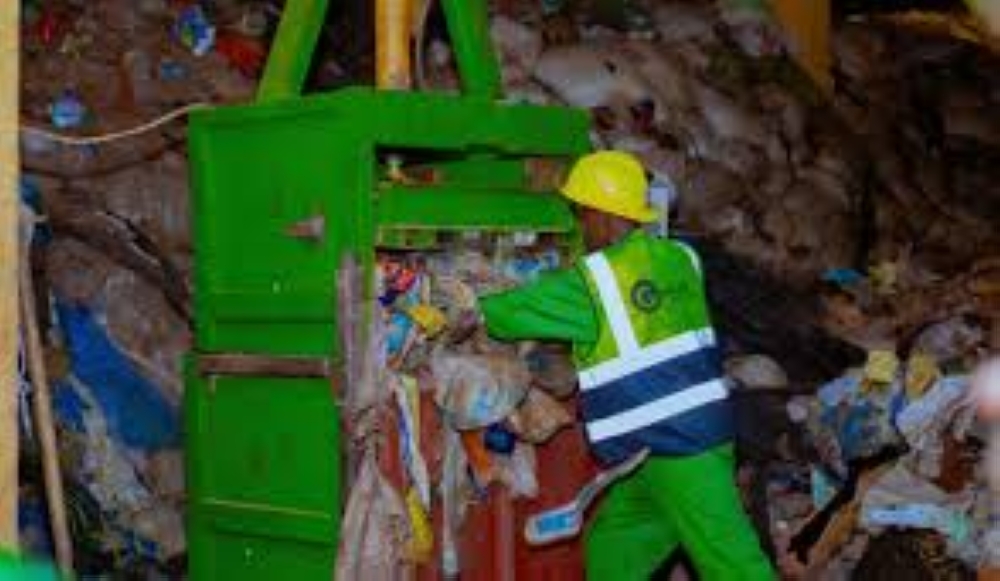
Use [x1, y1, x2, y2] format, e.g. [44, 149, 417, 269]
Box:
[817, 378, 905, 461]
[483, 423, 517, 455]
[174, 4, 216, 56]
[822, 268, 865, 287]
[51, 381, 87, 434]
[55, 301, 179, 450]
[48, 90, 87, 130]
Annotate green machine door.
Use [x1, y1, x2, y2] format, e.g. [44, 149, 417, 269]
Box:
[186, 368, 340, 580]
[185, 95, 353, 577]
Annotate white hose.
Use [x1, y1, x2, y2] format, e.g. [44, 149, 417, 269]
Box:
[20, 102, 211, 147]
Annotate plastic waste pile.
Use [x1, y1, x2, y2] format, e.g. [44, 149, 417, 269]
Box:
[19, 0, 277, 397]
[772, 334, 994, 576]
[16, 0, 1000, 576]
[17, 301, 185, 574]
[17, 0, 276, 569]
[412, 0, 1000, 292]
[14, 179, 184, 575]
[336, 239, 577, 579]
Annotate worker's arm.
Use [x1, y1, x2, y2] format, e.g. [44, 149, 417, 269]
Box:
[480, 267, 599, 344]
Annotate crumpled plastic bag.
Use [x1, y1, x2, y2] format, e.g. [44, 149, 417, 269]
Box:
[717, 0, 787, 57]
[339, 256, 390, 423]
[440, 429, 472, 577]
[430, 275, 478, 319]
[905, 353, 941, 399]
[392, 374, 431, 508]
[53, 375, 186, 559]
[490, 15, 543, 85]
[725, 354, 789, 390]
[814, 371, 904, 464]
[336, 451, 411, 581]
[896, 376, 969, 444]
[507, 389, 572, 444]
[860, 463, 976, 563]
[862, 350, 900, 387]
[895, 376, 971, 479]
[912, 317, 983, 364]
[495, 443, 539, 499]
[431, 351, 530, 430]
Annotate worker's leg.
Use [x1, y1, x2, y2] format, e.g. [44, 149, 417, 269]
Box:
[643, 445, 775, 581]
[584, 466, 678, 581]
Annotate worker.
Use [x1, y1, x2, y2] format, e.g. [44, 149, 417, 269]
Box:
[475, 151, 774, 580]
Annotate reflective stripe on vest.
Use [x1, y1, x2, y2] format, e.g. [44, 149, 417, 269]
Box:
[579, 253, 728, 443]
[587, 378, 729, 442]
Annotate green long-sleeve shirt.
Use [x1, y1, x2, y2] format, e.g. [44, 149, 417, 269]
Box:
[480, 266, 600, 345]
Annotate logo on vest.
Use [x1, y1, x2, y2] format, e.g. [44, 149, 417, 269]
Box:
[630, 279, 662, 312]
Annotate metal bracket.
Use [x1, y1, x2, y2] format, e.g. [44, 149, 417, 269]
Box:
[196, 353, 334, 378]
[285, 214, 326, 243]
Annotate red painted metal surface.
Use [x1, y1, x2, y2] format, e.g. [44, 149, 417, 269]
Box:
[382, 394, 599, 580]
[516, 420, 598, 580]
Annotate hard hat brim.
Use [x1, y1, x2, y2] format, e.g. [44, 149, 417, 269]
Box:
[562, 184, 660, 224]
[629, 205, 660, 224]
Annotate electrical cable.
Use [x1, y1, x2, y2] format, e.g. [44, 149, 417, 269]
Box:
[19, 102, 211, 147]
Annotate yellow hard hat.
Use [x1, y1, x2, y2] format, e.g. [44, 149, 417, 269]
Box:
[561, 151, 657, 223]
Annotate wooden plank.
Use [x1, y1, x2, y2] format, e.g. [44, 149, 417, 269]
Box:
[0, 0, 20, 550]
[769, 0, 833, 92]
[20, 241, 73, 569]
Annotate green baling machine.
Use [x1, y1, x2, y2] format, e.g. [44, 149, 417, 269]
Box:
[184, 0, 590, 578]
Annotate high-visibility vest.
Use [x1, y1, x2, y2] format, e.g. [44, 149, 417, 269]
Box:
[573, 232, 733, 464]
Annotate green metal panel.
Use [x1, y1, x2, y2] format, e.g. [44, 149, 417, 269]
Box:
[189, 104, 368, 355]
[190, 89, 589, 354]
[376, 186, 576, 232]
[185, 359, 340, 580]
[440, 0, 502, 99]
[194, 88, 590, 155]
[256, 0, 331, 102]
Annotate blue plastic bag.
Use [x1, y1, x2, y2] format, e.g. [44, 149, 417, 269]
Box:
[55, 301, 179, 450]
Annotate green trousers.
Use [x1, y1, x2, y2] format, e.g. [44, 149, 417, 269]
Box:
[585, 445, 775, 581]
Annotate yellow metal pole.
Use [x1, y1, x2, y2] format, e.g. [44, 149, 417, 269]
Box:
[376, 0, 414, 89]
[0, 0, 20, 551]
[769, 0, 833, 92]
